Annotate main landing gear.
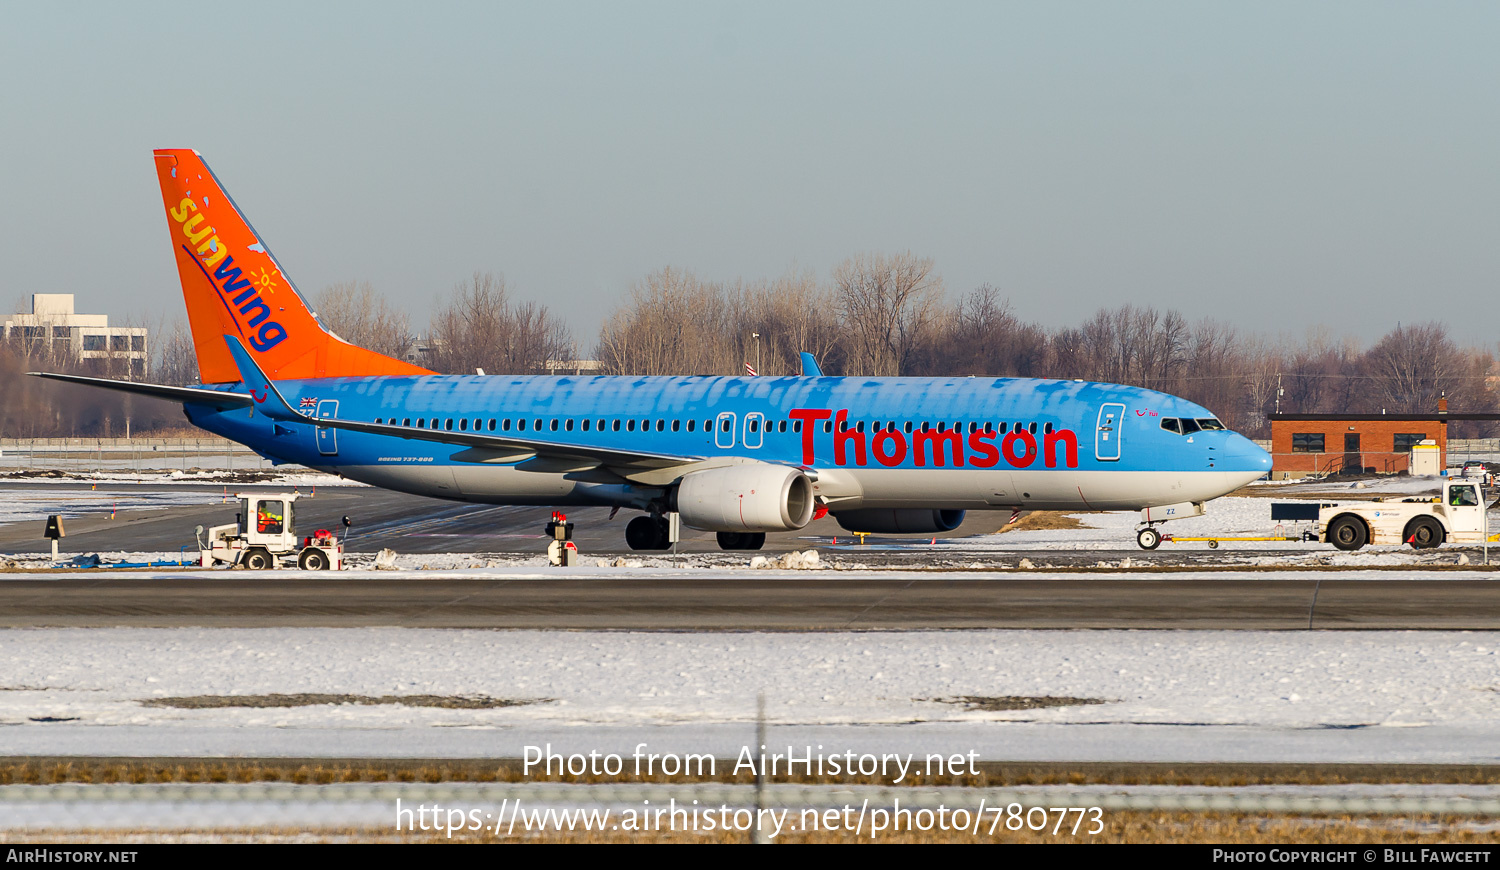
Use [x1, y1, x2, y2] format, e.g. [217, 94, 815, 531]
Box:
[716, 531, 765, 551]
[625, 515, 671, 550]
[621, 515, 766, 551]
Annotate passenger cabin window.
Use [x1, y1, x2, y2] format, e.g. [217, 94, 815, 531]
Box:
[459, 419, 468, 431]
[1291, 433, 1325, 453]
[687, 420, 696, 432]
[613, 420, 621, 432]
[627, 420, 636, 432]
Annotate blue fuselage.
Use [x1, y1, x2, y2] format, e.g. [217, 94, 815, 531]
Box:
[184, 373, 1270, 513]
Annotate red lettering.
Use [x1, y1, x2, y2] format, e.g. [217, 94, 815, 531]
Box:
[788, 408, 832, 466]
[913, 428, 964, 467]
[1002, 430, 1037, 468]
[872, 428, 907, 467]
[967, 429, 999, 468]
[833, 410, 867, 466]
[1044, 429, 1078, 468]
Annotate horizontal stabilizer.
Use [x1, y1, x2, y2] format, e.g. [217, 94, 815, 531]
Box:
[26, 372, 253, 410]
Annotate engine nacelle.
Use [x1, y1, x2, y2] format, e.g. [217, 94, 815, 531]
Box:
[675, 465, 815, 532]
[833, 509, 966, 535]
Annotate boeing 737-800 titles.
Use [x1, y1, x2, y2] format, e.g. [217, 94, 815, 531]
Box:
[33, 150, 1271, 552]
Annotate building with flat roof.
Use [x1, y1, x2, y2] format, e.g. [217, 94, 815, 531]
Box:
[1268, 413, 1448, 478]
[2, 294, 147, 377]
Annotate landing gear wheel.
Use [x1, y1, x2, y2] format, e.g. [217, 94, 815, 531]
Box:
[241, 548, 274, 570]
[1404, 516, 1443, 550]
[1328, 515, 1368, 551]
[626, 516, 669, 551]
[1136, 527, 1161, 550]
[298, 549, 330, 570]
[716, 531, 766, 550]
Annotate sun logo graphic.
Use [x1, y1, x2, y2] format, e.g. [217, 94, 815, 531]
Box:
[255, 268, 278, 295]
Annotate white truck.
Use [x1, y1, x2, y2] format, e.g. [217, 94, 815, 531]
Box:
[196, 492, 348, 569]
[1296, 478, 1490, 551]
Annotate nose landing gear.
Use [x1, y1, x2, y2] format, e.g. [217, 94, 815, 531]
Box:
[1136, 526, 1162, 550]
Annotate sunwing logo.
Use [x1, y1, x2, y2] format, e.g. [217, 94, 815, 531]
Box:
[169, 197, 288, 352]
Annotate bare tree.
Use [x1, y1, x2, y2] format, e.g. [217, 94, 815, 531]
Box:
[153, 318, 199, 386]
[833, 252, 943, 376]
[313, 280, 415, 361]
[1361, 322, 1457, 413]
[428, 272, 572, 375]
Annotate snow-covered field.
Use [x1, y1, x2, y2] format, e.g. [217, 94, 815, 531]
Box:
[3, 627, 1499, 763]
[0, 469, 360, 488]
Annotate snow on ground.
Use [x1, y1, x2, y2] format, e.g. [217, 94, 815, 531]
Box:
[0, 469, 361, 487]
[2, 628, 1499, 762]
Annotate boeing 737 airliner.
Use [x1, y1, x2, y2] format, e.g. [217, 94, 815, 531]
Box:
[32, 150, 1271, 552]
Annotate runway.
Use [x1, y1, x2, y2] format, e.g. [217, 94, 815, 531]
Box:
[2, 572, 1498, 629]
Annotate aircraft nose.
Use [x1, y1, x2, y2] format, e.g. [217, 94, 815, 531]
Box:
[1221, 432, 1272, 478]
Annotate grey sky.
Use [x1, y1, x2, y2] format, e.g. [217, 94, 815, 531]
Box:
[1, 2, 1496, 350]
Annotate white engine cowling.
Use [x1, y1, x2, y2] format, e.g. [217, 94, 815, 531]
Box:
[833, 509, 966, 535]
[675, 465, 815, 532]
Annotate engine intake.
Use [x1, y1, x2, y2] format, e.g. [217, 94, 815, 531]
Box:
[833, 509, 966, 535]
[675, 465, 815, 532]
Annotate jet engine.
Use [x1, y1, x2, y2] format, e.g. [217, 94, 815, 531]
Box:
[675, 465, 815, 532]
[833, 508, 966, 535]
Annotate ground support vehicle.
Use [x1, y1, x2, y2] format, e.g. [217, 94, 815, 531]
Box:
[196, 492, 346, 569]
[1294, 479, 1490, 551]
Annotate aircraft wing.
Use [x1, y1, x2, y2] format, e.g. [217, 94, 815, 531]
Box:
[220, 336, 703, 470]
[26, 372, 254, 411]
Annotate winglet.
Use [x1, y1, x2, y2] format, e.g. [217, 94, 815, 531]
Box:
[223, 335, 308, 422]
[799, 352, 824, 377]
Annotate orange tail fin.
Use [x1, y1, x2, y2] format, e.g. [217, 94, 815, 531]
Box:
[153, 149, 432, 383]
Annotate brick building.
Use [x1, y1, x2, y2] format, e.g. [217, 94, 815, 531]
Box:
[1267, 413, 1448, 478]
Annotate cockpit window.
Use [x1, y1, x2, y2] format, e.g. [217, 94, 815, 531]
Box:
[1179, 418, 1202, 434]
[1196, 418, 1226, 431]
[1160, 418, 1181, 435]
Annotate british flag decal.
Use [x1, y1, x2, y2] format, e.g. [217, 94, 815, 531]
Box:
[300, 397, 317, 409]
